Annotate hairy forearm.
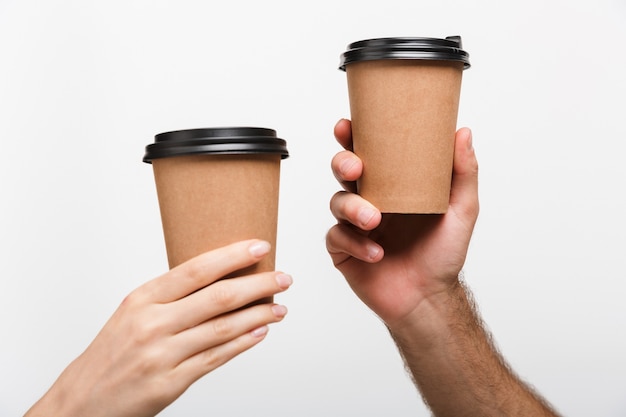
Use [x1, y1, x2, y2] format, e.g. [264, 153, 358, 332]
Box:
[388, 279, 560, 417]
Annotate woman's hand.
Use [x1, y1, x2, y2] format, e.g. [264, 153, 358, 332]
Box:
[25, 239, 291, 417]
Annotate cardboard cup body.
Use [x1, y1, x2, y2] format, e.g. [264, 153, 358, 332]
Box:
[152, 154, 281, 304]
[144, 127, 288, 305]
[346, 59, 463, 213]
[152, 154, 281, 273]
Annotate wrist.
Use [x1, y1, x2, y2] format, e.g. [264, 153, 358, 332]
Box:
[386, 276, 468, 342]
[387, 278, 562, 416]
[25, 363, 87, 417]
[24, 388, 66, 417]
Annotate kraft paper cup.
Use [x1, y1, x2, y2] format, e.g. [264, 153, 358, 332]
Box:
[339, 36, 471, 213]
[143, 127, 289, 304]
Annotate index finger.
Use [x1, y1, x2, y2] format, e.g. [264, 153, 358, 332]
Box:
[334, 118, 353, 151]
[138, 239, 272, 303]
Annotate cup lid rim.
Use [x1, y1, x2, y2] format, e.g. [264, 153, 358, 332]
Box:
[339, 36, 470, 71]
[143, 127, 289, 163]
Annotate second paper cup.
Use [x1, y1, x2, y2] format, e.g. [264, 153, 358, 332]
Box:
[339, 36, 471, 214]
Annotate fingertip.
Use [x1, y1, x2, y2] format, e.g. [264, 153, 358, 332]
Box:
[334, 118, 349, 131]
[366, 243, 384, 263]
[271, 304, 288, 318]
[334, 118, 351, 132]
[456, 127, 473, 152]
[248, 240, 271, 258]
[251, 325, 269, 338]
[450, 128, 479, 219]
[454, 127, 478, 171]
[334, 118, 353, 150]
[332, 151, 362, 182]
[357, 205, 382, 230]
[275, 273, 293, 290]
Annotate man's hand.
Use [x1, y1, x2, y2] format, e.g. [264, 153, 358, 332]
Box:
[326, 118, 479, 328]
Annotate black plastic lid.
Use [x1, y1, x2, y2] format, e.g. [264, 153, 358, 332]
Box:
[143, 127, 289, 163]
[339, 36, 470, 71]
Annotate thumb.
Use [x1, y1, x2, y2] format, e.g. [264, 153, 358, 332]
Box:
[449, 127, 479, 220]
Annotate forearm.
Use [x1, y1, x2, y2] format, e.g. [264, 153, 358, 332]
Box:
[24, 357, 101, 417]
[387, 279, 560, 417]
[24, 379, 73, 417]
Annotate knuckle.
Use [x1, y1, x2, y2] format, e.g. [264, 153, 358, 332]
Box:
[144, 376, 177, 409]
[181, 260, 208, 286]
[469, 158, 479, 176]
[120, 290, 141, 308]
[330, 190, 345, 204]
[211, 316, 233, 338]
[330, 191, 349, 214]
[199, 348, 222, 370]
[325, 225, 342, 249]
[128, 313, 168, 347]
[136, 346, 166, 374]
[120, 285, 154, 309]
[209, 282, 237, 307]
[325, 226, 335, 245]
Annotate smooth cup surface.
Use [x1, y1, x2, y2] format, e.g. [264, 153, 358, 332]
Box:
[340, 37, 470, 214]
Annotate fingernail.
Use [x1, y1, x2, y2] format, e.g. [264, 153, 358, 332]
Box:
[339, 157, 357, 176]
[251, 325, 269, 337]
[467, 129, 473, 151]
[249, 241, 271, 258]
[367, 244, 381, 261]
[271, 304, 288, 317]
[275, 273, 293, 289]
[357, 206, 376, 228]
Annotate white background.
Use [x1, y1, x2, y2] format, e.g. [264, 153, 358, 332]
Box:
[1, 0, 625, 416]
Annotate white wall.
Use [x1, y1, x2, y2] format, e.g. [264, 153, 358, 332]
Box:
[1, 1, 625, 416]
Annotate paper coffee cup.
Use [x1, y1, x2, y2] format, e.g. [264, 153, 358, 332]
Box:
[143, 127, 289, 303]
[339, 36, 470, 213]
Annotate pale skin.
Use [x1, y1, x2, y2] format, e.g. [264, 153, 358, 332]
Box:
[326, 119, 561, 416]
[24, 239, 291, 417]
